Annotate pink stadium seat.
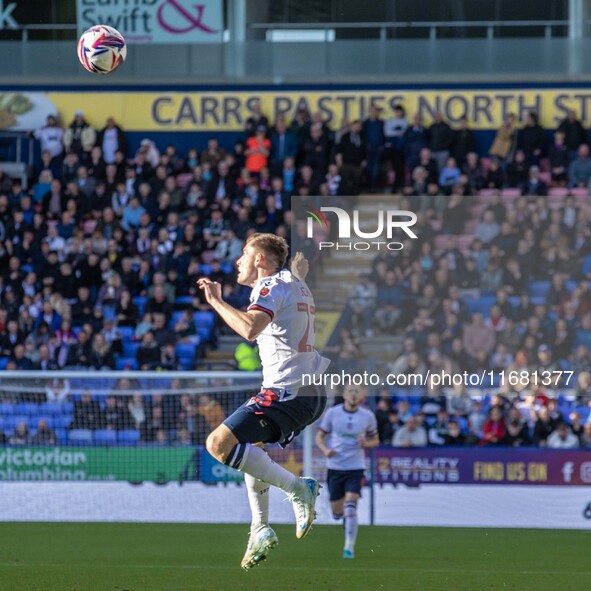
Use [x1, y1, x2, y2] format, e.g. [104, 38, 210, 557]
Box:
[548, 187, 568, 197]
[464, 220, 478, 234]
[470, 204, 488, 219]
[501, 188, 522, 198]
[434, 235, 449, 251]
[430, 219, 442, 231]
[477, 188, 499, 197]
[458, 235, 473, 250]
[569, 188, 589, 197]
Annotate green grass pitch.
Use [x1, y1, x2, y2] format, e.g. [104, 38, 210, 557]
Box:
[0, 523, 589, 591]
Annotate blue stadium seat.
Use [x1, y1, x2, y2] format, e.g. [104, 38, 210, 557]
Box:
[40, 402, 67, 416]
[221, 262, 233, 274]
[55, 429, 68, 444]
[68, 429, 93, 445]
[175, 296, 194, 306]
[54, 416, 73, 429]
[0, 357, 9, 370]
[94, 429, 117, 446]
[116, 357, 139, 370]
[0, 403, 15, 416]
[15, 403, 40, 416]
[118, 430, 140, 446]
[200, 264, 213, 276]
[175, 342, 196, 359]
[194, 311, 215, 328]
[529, 281, 550, 298]
[118, 326, 135, 342]
[133, 296, 147, 317]
[122, 342, 141, 358]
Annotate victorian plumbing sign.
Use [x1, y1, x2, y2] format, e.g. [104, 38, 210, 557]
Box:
[77, 0, 223, 43]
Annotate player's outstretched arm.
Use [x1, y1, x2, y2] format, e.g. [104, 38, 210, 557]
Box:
[290, 251, 309, 282]
[198, 278, 271, 341]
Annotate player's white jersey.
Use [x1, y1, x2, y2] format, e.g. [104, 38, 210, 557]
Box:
[247, 269, 330, 393]
[318, 404, 378, 471]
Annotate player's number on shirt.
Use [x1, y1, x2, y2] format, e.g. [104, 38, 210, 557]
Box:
[297, 302, 315, 352]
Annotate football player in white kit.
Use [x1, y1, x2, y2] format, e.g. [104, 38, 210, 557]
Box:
[198, 233, 330, 570]
[316, 385, 379, 559]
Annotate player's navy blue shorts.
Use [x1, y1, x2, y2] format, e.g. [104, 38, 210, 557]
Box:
[224, 384, 326, 448]
[326, 469, 365, 501]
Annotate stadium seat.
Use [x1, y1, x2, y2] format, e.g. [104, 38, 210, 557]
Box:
[94, 429, 117, 446]
[175, 296, 194, 307]
[133, 296, 147, 317]
[0, 403, 15, 416]
[200, 264, 213, 276]
[68, 429, 93, 445]
[118, 326, 135, 342]
[118, 430, 141, 446]
[116, 357, 139, 370]
[122, 341, 141, 358]
[0, 357, 9, 370]
[570, 187, 589, 197]
[15, 403, 40, 416]
[548, 187, 568, 197]
[501, 188, 521, 198]
[55, 429, 68, 444]
[175, 342, 196, 360]
[194, 311, 215, 329]
[529, 281, 550, 298]
[40, 402, 67, 416]
[54, 415, 73, 429]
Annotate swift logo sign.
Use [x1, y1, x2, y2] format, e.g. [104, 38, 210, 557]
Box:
[306, 206, 417, 251]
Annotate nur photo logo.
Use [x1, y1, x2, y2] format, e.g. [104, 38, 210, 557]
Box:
[305, 205, 418, 251]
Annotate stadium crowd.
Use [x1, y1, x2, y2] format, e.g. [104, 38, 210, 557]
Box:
[1, 101, 591, 447]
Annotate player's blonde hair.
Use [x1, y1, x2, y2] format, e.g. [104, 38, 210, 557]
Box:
[246, 233, 289, 270]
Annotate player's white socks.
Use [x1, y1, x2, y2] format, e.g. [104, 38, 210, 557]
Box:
[245, 473, 270, 530]
[344, 500, 358, 552]
[226, 443, 299, 493]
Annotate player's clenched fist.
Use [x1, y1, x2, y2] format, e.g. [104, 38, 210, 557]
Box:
[197, 278, 222, 303]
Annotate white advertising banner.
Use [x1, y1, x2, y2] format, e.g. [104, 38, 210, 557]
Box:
[2, 483, 590, 529]
[77, 0, 223, 44]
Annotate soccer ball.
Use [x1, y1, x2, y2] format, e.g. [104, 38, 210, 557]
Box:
[77, 25, 127, 75]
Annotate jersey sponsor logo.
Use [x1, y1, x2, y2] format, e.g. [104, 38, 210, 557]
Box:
[259, 287, 270, 297]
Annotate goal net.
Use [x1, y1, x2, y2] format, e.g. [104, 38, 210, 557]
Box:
[0, 370, 271, 484]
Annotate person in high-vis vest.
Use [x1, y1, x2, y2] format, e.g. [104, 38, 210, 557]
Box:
[234, 340, 262, 371]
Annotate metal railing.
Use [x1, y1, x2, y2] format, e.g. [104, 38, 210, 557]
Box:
[250, 20, 572, 40]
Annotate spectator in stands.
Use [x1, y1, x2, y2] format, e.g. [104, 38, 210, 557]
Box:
[453, 114, 475, 167]
[403, 112, 428, 172]
[392, 415, 427, 447]
[489, 113, 516, 162]
[548, 130, 569, 185]
[463, 313, 496, 362]
[519, 111, 546, 165]
[383, 104, 407, 191]
[346, 273, 378, 336]
[581, 423, 591, 449]
[65, 330, 92, 368]
[361, 105, 384, 190]
[245, 127, 271, 176]
[103, 395, 132, 430]
[505, 150, 529, 188]
[558, 109, 586, 160]
[547, 421, 580, 449]
[63, 111, 96, 162]
[568, 144, 591, 188]
[33, 115, 64, 164]
[244, 99, 269, 137]
[429, 111, 454, 172]
[462, 152, 484, 191]
[72, 391, 104, 430]
[97, 117, 127, 164]
[480, 405, 506, 446]
[9, 421, 29, 445]
[475, 210, 500, 244]
[336, 119, 366, 195]
[270, 116, 297, 175]
[438, 157, 461, 195]
[503, 407, 531, 447]
[136, 331, 161, 370]
[45, 378, 70, 402]
[483, 158, 503, 190]
[442, 420, 466, 445]
[521, 165, 548, 197]
[32, 419, 57, 445]
[533, 406, 555, 447]
[88, 333, 115, 370]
